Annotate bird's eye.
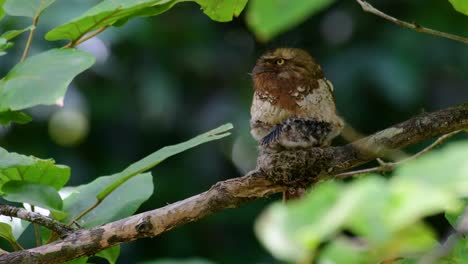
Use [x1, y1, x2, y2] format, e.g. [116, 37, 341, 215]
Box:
[275, 59, 285, 65]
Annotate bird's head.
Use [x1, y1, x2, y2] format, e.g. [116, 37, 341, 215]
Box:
[252, 48, 324, 92]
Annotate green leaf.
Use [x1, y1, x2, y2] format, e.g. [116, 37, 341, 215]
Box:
[0, 0, 6, 21]
[96, 246, 120, 264]
[2, 182, 63, 211]
[61, 124, 230, 227]
[445, 202, 466, 228]
[62, 172, 153, 227]
[0, 146, 70, 190]
[115, 0, 247, 27]
[0, 48, 95, 112]
[445, 198, 467, 229]
[45, 0, 247, 42]
[138, 259, 216, 264]
[246, 0, 335, 41]
[318, 237, 370, 264]
[255, 181, 343, 262]
[298, 177, 383, 248]
[256, 177, 391, 263]
[445, 211, 460, 228]
[255, 141, 468, 262]
[0, 221, 23, 250]
[256, 177, 422, 263]
[0, 37, 13, 51]
[63, 257, 88, 264]
[396, 258, 419, 263]
[390, 222, 436, 255]
[45, 0, 180, 42]
[387, 141, 468, 230]
[4, 0, 55, 18]
[0, 222, 17, 244]
[107, 0, 182, 28]
[393, 142, 468, 196]
[96, 123, 232, 201]
[346, 176, 392, 245]
[0, 110, 32, 125]
[0, 25, 34, 58]
[0, 215, 29, 240]
[0, 25, 35, 41]
[444, 237, 468, 263]
[194, 0, 247, 22]
[387, 182, 461, 231]
[449, 0, 468, 16]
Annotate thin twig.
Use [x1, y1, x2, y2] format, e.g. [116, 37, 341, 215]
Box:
[8, 239, 24, 252]
[64, 26, 109, 48]
[33, 223, 42, 246]
[31, 206, 42, 247]
[334, 164, 391, 178]
[340, 124, 410, 162]
[335, 130, 462, 178]
[0, 205, 74, 238]
[356, 0, 468, 45]
[20, 16, 39, 62]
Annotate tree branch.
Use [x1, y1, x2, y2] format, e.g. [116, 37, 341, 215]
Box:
[0, 205, 74, 239]
[0, 103, 467, 264]
[356, 0, 468, 45]
[334, 130, 462, 178]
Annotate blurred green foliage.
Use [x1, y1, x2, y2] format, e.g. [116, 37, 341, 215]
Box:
[0, 222, 19, 250]
[256, 142, 468, 263]
[246, 0, 335, 41]
[3, 0, 55, 18]
[449, 0, 468, 15]
[139, 259, 216, 264]
[45, 0, 248, 42]
[0, 110, 31, 125]
[0, 25, 34, 56]
[0, 0, 467, 263]
[0, 120, 231, 262]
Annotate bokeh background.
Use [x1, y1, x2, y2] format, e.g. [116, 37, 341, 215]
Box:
[1, 0, 467, 263]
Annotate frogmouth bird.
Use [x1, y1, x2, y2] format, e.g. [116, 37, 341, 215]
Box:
[250, 48, 343, 199]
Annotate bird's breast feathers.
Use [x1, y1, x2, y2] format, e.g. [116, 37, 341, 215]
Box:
[251, 78, 339, 126]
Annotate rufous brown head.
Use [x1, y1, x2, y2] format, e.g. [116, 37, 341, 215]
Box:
[252, 48, 324, 92]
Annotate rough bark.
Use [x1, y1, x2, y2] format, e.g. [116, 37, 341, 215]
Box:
[0, 205, 73, 239]
[0, 103, 467, 264]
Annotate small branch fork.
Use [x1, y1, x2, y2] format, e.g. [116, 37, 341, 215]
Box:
[0, 103, 466, 264]
[0, 205, 74, 239]
[356, 0, 468, 45]
[335, 130, 462, 179]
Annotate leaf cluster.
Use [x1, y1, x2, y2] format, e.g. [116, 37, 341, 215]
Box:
[0, 0, 467, 263]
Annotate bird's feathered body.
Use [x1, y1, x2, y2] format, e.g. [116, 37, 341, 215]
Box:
[250, 48, 343, 150]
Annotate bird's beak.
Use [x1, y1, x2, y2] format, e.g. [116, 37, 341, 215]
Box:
[252, 65, 273, 75]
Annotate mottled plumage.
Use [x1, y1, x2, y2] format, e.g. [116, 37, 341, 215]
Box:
[261, 118, 333, 148]
[250, 48, 343, 150]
